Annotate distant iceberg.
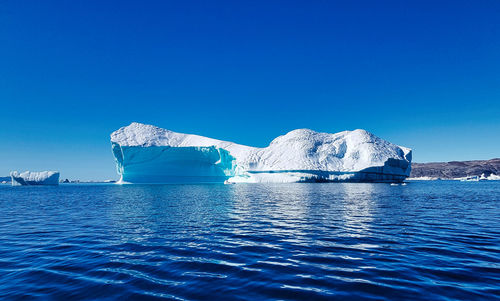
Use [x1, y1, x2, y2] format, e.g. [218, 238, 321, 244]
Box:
[480, 173, 500, 181]
[407, 176, 439, 181]
[10, 171, 60, 186]
[111, 123, 412, 184]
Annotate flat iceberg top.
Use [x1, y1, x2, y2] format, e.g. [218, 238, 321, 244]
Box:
[10, 171, 60, 186]
[10, 171, 59, 180]
[111, 123, 411, 173]
[111, 122, 244, 150]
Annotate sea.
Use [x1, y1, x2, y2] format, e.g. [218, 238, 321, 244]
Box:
[0, 181, 498, 300]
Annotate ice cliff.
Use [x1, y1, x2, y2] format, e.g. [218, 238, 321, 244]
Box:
[111, 122, 412, 183]
[10, 171, 60, 186]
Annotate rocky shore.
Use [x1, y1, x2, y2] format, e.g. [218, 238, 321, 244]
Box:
[410, 158, 500, 179]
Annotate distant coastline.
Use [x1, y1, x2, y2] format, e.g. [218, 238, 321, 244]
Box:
[0, 177, 116, 185]
[2, 158, 500, 184]
[410, 158, 500, 180]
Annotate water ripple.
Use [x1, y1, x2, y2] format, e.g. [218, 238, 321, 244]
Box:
[0, 182, 499, 300]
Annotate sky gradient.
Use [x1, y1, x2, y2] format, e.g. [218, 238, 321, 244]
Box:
[1, 0, 499, 180]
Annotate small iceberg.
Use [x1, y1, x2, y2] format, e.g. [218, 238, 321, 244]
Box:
[390, 182, 407, 186]
[459, 176, 480, 182]
[10, 171, 60, 186]
[480, 173, 500, 181]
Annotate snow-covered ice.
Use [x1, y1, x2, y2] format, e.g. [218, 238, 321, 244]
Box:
[111, 122, 412, 183]
[480, 173, 500, 180]
[10, 171, 60, 186]
[407, 176, 440, 181]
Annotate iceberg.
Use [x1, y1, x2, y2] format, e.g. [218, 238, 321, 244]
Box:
[10, 171, 60, 186]
[111, 123, 412, 184]
[480, 173, 500, 181]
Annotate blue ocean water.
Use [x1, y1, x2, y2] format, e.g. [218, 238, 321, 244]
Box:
[0, 182, 499, 300]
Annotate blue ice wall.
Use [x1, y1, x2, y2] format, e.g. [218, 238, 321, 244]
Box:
[112, 143, 236, 183]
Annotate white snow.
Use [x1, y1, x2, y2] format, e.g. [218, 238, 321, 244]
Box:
[480, 173, 500, 180]
[111, 122, 412, 183]
[407, 176, 439, 181]
[10, 171, 60, 186]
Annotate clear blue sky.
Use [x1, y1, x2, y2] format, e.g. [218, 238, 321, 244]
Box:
[1, 0, 499, 180]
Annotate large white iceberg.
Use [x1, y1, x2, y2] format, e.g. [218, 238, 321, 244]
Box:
[10, 171, 60, 186]
[111, 123, 412, 184]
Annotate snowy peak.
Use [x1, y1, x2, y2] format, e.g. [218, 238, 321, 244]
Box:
[112, 123, 393, 150]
